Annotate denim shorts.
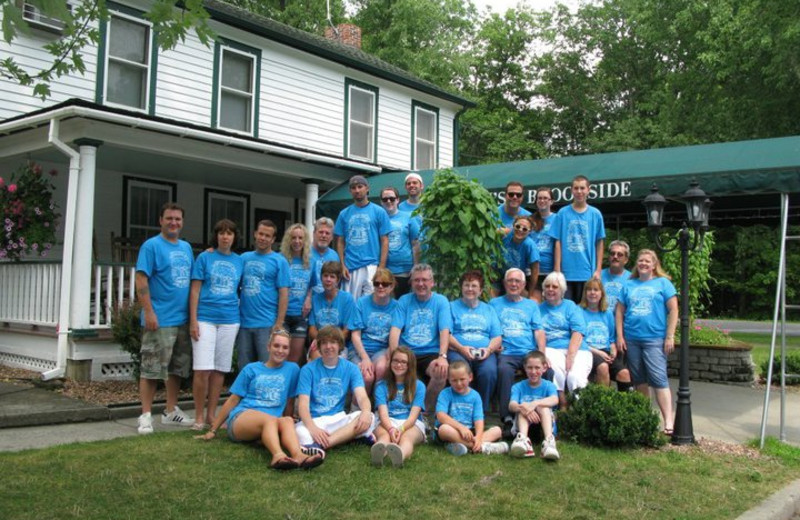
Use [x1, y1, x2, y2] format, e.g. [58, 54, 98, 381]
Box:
[625, 338, 669, 388]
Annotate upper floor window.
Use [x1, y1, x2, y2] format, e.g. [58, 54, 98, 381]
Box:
[345, 79, 378, 162]
[96, 4, 156, 113]
[213, 41, 260, 136]
[412, 102, 439, 170]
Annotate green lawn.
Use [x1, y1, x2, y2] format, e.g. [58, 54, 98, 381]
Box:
[730, 332, 800, 377]
[1, 431, 799, 520]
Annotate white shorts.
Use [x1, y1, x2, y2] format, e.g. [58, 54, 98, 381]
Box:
[295, 410, 377, 446]
[545, 348, 593, 392]
[343, 265, 378, 300]
[191, 322, 239, 372]
[385, 416, 427, 441]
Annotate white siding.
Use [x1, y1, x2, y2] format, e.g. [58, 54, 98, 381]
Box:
[440, 108, 456, 168]
[155, 32, 214, 126]
[377, 92, 411, 169]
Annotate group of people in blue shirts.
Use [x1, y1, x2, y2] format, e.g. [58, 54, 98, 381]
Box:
[135, 173, 679, 470]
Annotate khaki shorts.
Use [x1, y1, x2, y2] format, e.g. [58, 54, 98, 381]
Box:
[140, 324, 192, 380]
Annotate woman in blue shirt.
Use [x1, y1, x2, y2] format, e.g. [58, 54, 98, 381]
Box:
[196, 329, 323, 470]
[616, 249, 678, 435]
[190, 219, 244, 430]
[280, 223, 312, 363]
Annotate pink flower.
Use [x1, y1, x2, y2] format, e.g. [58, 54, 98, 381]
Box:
[0, 177, 4, 187]
[694, 326, 702, 331]
[8, 184, 17, 193]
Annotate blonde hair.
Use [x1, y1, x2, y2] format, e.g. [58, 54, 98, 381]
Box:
[280, 223, 310, 269]
[579, 278, 608, 312]
[631, 249, 671, 280]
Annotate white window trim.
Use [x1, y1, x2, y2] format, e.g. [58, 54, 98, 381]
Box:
[348, 85, 376, 162]
[216, 45, 257, 136]
[103, 10, 153, 113]
[414, 105, 438, 171]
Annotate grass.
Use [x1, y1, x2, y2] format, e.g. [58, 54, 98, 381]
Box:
[2, 431, 799, 520]
[730, 332, 800, 377]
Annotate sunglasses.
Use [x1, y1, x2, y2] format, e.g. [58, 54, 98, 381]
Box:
[609, 251, 628, 258]
[506, 192, 523, 199]
[514, 224, 531, 232]
[373, 281, 393, 288]
[381, 197, 397, 203]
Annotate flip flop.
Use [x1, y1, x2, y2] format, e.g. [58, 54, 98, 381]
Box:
[270, 457, 300, 471]
[300, 454, 324, 470]
[662, 428, 674, 436]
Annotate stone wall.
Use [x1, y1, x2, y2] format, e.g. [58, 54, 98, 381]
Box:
[667, 341, 755, 385]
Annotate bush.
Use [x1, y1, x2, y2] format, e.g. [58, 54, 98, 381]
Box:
[759, 351, 800, 385]
[559, 384, 665, 448]
[110, 301, 142, 380]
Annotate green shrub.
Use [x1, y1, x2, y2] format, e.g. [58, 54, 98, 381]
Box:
[759, 351, 800, 385]
[559, 384, 665, 448]
[110, 301, 142, 380]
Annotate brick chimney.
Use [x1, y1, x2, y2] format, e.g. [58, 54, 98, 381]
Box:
[324, 24, 362, 49]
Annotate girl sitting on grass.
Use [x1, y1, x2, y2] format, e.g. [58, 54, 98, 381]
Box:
[370, 347, 426, 468]
[196, 329, 323, 471]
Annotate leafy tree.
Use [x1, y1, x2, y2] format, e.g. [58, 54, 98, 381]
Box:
[226, 0, 346, 35]
[1, 0, 213, 99]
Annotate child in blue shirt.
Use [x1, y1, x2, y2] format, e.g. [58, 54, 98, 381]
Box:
[371, 347, 426, 468]
[508, 351, 560, 460]
[435, 361, 508, 456]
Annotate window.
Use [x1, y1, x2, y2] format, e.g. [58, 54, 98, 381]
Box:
[213, 41, 260, 136]
[205, 189, 250, 250]
[345, 79, 378, 162]
[123, 177, 177, 243]
[96, 4, 156, 112]
[412, 102, 439, 170]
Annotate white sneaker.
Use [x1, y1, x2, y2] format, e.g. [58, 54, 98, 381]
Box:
[386, 443, 404, 468]
[446, 442, 468, 456]
[370, 442, 387, 467]
[542, 436, 560, 461]
[481, 441, 509, 455]
[161, 405, 191, 426]
[137, 412, 153, 435]
[510, 433, 529, 458]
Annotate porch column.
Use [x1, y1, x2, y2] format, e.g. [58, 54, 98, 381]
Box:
[69, 139, 103, 328]
[303, 179, 319, 230]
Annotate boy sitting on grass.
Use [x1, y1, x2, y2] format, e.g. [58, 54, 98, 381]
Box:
[435, 360, 508, 456]
[508, 350, 560, 460]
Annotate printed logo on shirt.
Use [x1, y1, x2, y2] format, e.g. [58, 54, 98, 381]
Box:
[408, 308, 434, 345]
[365, 311, 392, 342]
[542, 311, 568, 341]
[317, 376, 344, 413]
[317, 307, 341, 328]
[388, 220, 403, 251]
[290, 263, 310, 300]
[210, 260, 238, 295]
[450, 402, 474, 424]
[460, 312, 489, 342]
[498, 307, 529, 338]
[243, 260, 266, 296]
[567, 220, 589, 253]
[347, 213, 371, 247]
[605, 281, 623, 308]
[585, 320, 609, 349]
[253, 373, 285, 407]
[505, 246, 522, 269]
[630, 286, 656, 317]
[170, 251, 191, 288]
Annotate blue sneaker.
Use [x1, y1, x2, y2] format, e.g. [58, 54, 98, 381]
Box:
[446, 442, 468, 456]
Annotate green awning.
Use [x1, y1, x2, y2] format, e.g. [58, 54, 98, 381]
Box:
[317, 135, 800, 218]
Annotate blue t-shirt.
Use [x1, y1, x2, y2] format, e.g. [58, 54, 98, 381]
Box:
[435, 387, 483, 429]
[333, 202, 392, 270]
[191, 250, 243, 324]
[135, 235, 193, 327]
[386, 211, 420, 275]
[392, 293, 453, 355]
[287, 256, 312, 317]
[619, 277, 677, 340]
[510, 378, 558, 406]
[297, 358, 364, 417]
[539, 299, 586, 350]
[374, 379, 426, 419]
[547, 205, 606, 281]
[398, 200, 419, 213]
[531, 212, 557, 274]
[309, 290, 356, 329]
[352, 295, 397, 355]
[489, 296, 542, 357]
[601, 268, 631, 311]
[229, 361, 300, 420]
[502, 233, 540, 272]
[310, 246, 340, 294]
[450, 299, 502, 349]
[498, 203, 532, 229]
[239, 251, 290, 328]
[581, 307, 616, 352]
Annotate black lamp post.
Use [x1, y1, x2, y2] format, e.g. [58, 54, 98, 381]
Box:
[642, 180, 711, 445]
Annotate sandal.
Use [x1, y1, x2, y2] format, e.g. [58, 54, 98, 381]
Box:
[300, 454, 325, 470]
[662, 428, 674, 436]
[270, 457, 300, 471]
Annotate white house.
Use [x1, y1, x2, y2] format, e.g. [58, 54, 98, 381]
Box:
[0, 0, 473, 380]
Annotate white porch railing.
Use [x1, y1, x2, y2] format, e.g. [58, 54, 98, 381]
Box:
[0, 261, 136, 329]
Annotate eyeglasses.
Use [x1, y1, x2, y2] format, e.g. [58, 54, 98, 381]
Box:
[609, 251, 628, 258]
[373, 281, 393, 288]
[391, 359, 409, 365]
[381, 197, 397, 203]
[506, 192, 523, 199]
[514, 224, 531, 232]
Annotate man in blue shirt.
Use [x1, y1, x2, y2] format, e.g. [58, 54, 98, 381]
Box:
[398, 172, 424, 213]
[236, 220, 290, 370]
[601, 240, 631, 311]
[135, 202, 194, 434]
[497, 181, 532, 236]
[334, 175, 391, 299]
[310, 217, 340, 295]
[389, 263, 452, 414]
